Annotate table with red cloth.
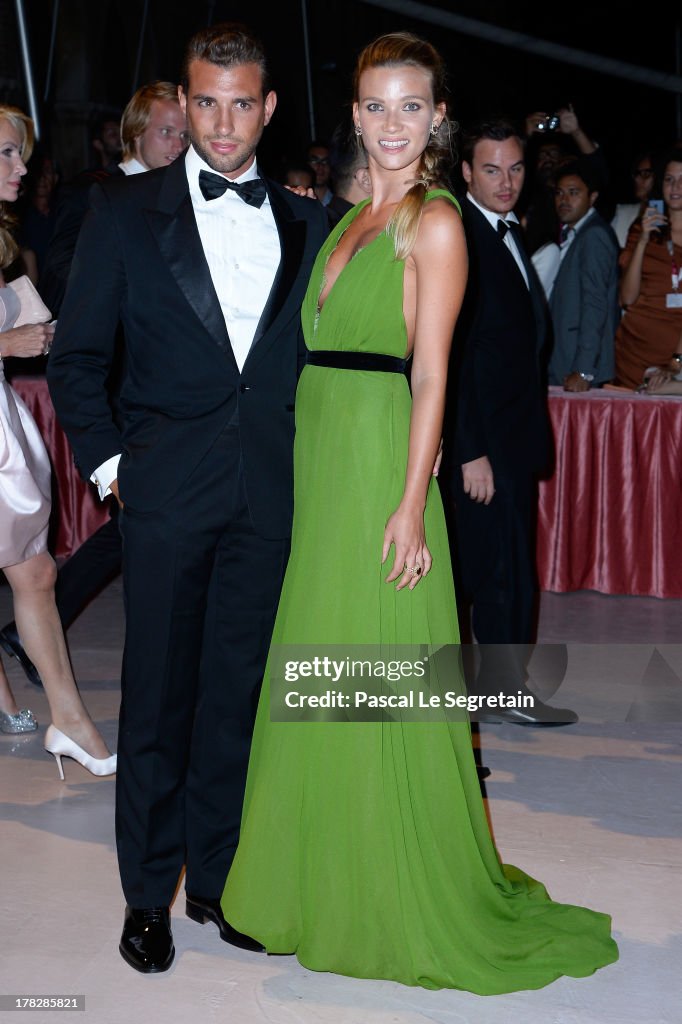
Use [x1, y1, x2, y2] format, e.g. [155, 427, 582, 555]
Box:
[11, 376, 109, 560]
[9, 378, 682, 598]
[537, 387, 682, 599]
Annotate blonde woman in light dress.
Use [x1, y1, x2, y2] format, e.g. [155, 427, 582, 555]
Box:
[0, 105, 115, 777]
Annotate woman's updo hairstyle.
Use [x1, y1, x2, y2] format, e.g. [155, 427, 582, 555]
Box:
[0, 106, 34, 269]
[353, 32, 454, 260]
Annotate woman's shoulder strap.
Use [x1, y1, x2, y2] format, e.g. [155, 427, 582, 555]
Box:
[425, 188, 461, 215]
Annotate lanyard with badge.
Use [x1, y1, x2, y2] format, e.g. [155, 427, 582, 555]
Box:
[666, 239, 682, 308]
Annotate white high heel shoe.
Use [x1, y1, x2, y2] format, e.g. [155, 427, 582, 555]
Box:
[44, 725, 117, 780]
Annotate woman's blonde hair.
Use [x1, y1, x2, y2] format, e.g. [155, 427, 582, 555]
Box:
[353, 32, 454, 260]
[0, 105, 33, 269]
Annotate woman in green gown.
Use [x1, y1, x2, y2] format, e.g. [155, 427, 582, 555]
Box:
[221, 32, 618, 993]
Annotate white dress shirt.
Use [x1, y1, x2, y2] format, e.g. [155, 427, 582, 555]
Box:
[92, 145, 280, 500]
[466, 192, 529, 289]
[187, 145, 280, 372]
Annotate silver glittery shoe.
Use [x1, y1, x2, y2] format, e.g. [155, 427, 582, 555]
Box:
[0, 708, 38, 734]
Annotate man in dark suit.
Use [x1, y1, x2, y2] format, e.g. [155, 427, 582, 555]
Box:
[47, 23, 328, 974]
[549, 163, 619, 390]
[443, 120, 576, 726]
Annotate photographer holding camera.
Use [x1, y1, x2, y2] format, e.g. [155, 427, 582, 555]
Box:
[520, 104, 604, 256]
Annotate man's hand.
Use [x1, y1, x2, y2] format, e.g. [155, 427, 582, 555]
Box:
[563, 372, 590, 392]
[110, 478, 123, 509]
[462, 456, 495, 504]
[557, 104, 580, 135]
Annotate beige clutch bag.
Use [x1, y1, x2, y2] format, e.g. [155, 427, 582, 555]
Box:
[7, 275, 51, 326]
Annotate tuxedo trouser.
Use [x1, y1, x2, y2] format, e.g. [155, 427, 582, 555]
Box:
[451, 471, 537, 691]
[116, 424, 289, 907]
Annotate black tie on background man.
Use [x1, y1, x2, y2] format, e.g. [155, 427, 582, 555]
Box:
[442, 119, 576, 726]
[47, 23, 328, 974]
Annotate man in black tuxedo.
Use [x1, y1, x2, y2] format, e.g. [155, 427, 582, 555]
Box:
[47, 23, 328, 973]
[443, 120, 576, 726]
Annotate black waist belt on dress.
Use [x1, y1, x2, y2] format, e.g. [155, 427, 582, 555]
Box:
[305, 350, 408, 373]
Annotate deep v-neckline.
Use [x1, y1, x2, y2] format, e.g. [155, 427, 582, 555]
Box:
[316, 200, 385, 320]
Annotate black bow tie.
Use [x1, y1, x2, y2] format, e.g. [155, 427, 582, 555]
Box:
[497, 219, 509, 238]
[198, 169, 267, 208]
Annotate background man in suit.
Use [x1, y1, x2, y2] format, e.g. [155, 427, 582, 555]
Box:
[118, 80, 189, 176]
[443, 120, 576, 726]
[47, 23, 328, 974]
[549, 163, 619, 390]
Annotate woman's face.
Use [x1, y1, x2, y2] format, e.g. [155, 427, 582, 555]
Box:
[353, 64, 444, 177]
[0, 120, 27, 203]
[662, 162, 682, 212]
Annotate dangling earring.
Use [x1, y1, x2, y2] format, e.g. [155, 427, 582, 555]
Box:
[354, 124, 362, 136]
[430, 121, 440, 137]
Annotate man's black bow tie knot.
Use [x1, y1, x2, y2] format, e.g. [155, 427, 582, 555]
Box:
[199, 169, 267, 208]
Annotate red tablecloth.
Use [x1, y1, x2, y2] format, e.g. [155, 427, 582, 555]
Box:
[11, 376, 109, 560]
[537, 387, 682, 599]
[11, 378, 682, 597]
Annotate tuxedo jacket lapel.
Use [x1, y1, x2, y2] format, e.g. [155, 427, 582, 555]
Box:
[246, 181, 307, 368]
[507, 221, 547, 352]
[144, 159, 236, 368]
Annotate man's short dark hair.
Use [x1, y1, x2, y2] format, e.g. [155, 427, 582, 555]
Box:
[555, 160, 600, 194]
[328, 122, 368, 194]
[180, 22, 270, 95]
[461, 120, 524, 166]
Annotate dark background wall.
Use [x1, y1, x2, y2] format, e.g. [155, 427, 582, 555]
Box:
[1, 0, 680, 198]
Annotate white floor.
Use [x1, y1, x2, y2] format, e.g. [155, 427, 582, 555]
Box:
[1, 580, 680, 1024]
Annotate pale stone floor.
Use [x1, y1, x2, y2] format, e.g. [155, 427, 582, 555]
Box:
[1, 579, 680, 1024]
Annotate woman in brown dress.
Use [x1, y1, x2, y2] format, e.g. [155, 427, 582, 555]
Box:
[615, 149, 682, 388]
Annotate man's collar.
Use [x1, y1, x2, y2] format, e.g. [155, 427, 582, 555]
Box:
[466, 192, 519, 231]
[572, 206, 596, 235]
[119, 157, 147, 176]
[186, 144, 260, 188]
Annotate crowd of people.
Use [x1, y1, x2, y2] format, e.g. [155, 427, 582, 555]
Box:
[4, 16, 674, 993]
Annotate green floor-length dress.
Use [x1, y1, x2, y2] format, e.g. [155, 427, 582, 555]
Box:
[221, 193, 618, 992]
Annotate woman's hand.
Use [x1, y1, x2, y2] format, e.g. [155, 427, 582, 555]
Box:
[382, 503, 432, 591]
[0, 322, 54, 358]
[640, 205, 667, 239]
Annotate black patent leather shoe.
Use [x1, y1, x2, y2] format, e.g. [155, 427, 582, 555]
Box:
[475, 696, 578, 727]
[0, 623, 43, 688]
[186, 894, 263, 952]
[119, 906, 174, 973]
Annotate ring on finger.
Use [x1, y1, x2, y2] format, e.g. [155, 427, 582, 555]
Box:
[403, 563, 422, 576]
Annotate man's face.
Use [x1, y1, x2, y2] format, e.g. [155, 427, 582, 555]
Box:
[180, 60, 276, 178]
[462, 137, 525, 215]
[632, 158, 654, 203]
[307, 145, 330, 187]
[96, 120, 122, 162]
[134, 98, 189, 169]
[536, 142, 562, 175]
[554, 174, 596, 226]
